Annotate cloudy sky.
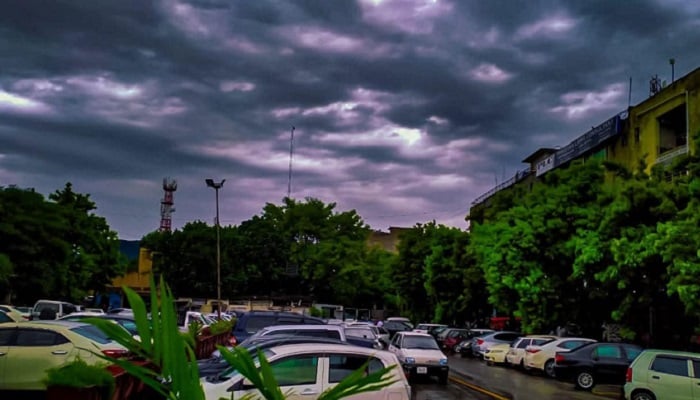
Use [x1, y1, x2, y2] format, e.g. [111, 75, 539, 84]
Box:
[2, 0, 699, 239]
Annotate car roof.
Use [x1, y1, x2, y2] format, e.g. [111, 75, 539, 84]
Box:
[267, 343, 394, 357]
[0, 320, 89, 331]
[397, 331, 432, 338]
[639, 349, 700, 357]
[261, 324, 339, 331]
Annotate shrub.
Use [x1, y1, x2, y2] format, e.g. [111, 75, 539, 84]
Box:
[44, 358, 115, 399]
[208, 319, 234, 336]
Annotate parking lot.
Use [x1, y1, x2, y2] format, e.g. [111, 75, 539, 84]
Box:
[445, 354, 622, 400]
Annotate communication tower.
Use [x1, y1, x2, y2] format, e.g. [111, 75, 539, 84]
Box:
[160, 178, 177, 232]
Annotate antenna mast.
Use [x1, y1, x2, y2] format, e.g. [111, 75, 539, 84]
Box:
[287, 126, 295, 199]
[160, 178, 177, 232]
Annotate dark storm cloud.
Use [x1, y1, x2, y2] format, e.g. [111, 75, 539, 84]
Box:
[2, 0, 699, 238]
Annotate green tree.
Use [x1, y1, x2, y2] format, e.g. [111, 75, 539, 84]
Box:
[471, 161, 606, 333]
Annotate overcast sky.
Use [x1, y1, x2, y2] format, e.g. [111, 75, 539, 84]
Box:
[2, 0, 699, 239]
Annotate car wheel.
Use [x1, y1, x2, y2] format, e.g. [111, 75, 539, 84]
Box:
[632, 391, 656, 400]
[544, 359, 556, 378]
[575, 370, 595, 390]
[519, 359, 525, 369]
[438, 372, 448, 385]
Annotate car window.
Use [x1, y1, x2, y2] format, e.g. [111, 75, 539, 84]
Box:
[516, 339, 528, 349]
[0, 312, 12, 323]
[244, 316, 277, 334]
[277, 317, 304, 325]
[559, 340, 588, 350]
[270, 355, 318, 386]
[16, 329, 68, 346]
[403, 336, 439, 350]
[623, 345, 642, 362]
[651, 356, 689, 377]
[593, 344, 622, 359]
[495, 333, 519, 341]
[329, 355, 384, 383]
[71, 325, 112, 344]
[62, 303, 76, 314]
[532, 338, 550, 346]
[692, 360, 700, 377]
[0, 329, 15, 345]
[116, 320, 139, 335]
[35, 303, 59, 313]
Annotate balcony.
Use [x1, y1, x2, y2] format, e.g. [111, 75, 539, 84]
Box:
[655, 144, 688, 166]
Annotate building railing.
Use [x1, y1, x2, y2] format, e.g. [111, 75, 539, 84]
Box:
[471, 168, 532, 206]
[655, 144, 688, 165]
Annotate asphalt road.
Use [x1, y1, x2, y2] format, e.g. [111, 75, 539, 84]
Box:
[447, 354, 624, 400]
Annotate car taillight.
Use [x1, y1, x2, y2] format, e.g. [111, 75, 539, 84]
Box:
[626, 367, 633, 382]
[526, 348, 540, 354]
[555, 354, 565, 363]
[102, 349, 130, 358]
[476, 339, 484, 345]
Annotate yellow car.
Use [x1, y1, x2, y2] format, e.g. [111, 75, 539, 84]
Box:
[484, 343, 511, 365]
[0, 320, 129, 391]
[0, 305, 26, 322]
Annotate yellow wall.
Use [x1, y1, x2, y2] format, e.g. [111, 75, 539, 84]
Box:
[111, 248, 153, 291]
[608, 68, 700, 172]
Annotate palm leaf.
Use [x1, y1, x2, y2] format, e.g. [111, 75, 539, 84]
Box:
[318, 364, 397, 400]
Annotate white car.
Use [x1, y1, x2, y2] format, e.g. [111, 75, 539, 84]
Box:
[413, 323, 447, 334]
[202, 343, 411, 400]
[388, 331, 449, 384]
[524, 337, 597, 377]
[505, 335, 558, 368]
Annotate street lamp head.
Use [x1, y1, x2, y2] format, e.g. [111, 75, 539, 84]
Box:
[206, 179, 225, 189]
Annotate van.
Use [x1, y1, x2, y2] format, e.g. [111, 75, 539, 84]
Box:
[31, 300, 78, 320]
[624, 349, 700, 400]
[231, 310, 325, 343]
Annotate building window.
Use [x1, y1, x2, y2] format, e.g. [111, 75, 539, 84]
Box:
[657, 104, 687, 154]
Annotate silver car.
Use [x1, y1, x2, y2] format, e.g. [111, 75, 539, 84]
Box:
[471, 331, 521, 358]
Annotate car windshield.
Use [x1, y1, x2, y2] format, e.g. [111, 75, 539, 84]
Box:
[403, 336, 439, 350]
[218, 349, 273, 380]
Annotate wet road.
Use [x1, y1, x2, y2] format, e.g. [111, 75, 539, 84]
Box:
[412, 375, 493, 400]
[447, 354, 623, 400]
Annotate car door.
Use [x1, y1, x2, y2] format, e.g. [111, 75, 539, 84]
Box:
[691, 359, 700, 399]
[325, 354, 386, 399]
[647, 355, 692, 400]
[388, 333, 403, 360]
[591, 344, 627, 383]
[509, 338, 528, 365]
[237, 354, 323, 400]
[0, 327, 16, 389]
[4, 328, 74, 390]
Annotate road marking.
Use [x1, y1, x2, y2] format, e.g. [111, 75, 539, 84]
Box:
[449, 375, 510, 400]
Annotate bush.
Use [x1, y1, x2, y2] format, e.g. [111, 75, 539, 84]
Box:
[44, 358, 115, 399]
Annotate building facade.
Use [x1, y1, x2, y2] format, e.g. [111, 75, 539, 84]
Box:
[470, 66, 700, 219]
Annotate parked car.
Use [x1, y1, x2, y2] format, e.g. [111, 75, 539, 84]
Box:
[472, 331, 522, 358]
[484, 342, 513, 365]
[200, 335, 353, 379]
[388, 331, 449, 384]
[441, 328, 471, 353]
[13, 306, 33, 320]
[413, 323, 447, 334]
[344, 325, 386, 349]
[231, 310, 325, 344]
[0, 305, 27, 321]
[0, 320, 129, 391]
[524, 337, 597, 377]
[386, 317, 413, 329]
[30, 300, 78, 320]
[554, 342, 643, 390]
[202, 343, 412, 400]
[505, 335, 558, 368]
[59, 312, 140, 339]
[383, 320, 413, 339]
[624, 349, 700, 400]
[0, 309, 22, 323]
[240, 324, 382, 349]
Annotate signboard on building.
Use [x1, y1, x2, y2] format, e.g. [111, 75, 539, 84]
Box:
[554, 114, 621, 167]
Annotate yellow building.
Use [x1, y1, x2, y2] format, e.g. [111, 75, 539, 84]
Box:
[470, 66, 700, 220]
[111, 246, 153, 294]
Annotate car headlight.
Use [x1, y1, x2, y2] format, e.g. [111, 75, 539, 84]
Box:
[439, 358, 448, 366]
[405, 357, 415, 364]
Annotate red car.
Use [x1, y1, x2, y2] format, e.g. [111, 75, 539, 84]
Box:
[441, 328, 471, 352]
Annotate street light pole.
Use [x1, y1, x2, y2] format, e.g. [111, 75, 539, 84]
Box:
[205, 178, 225, 319]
